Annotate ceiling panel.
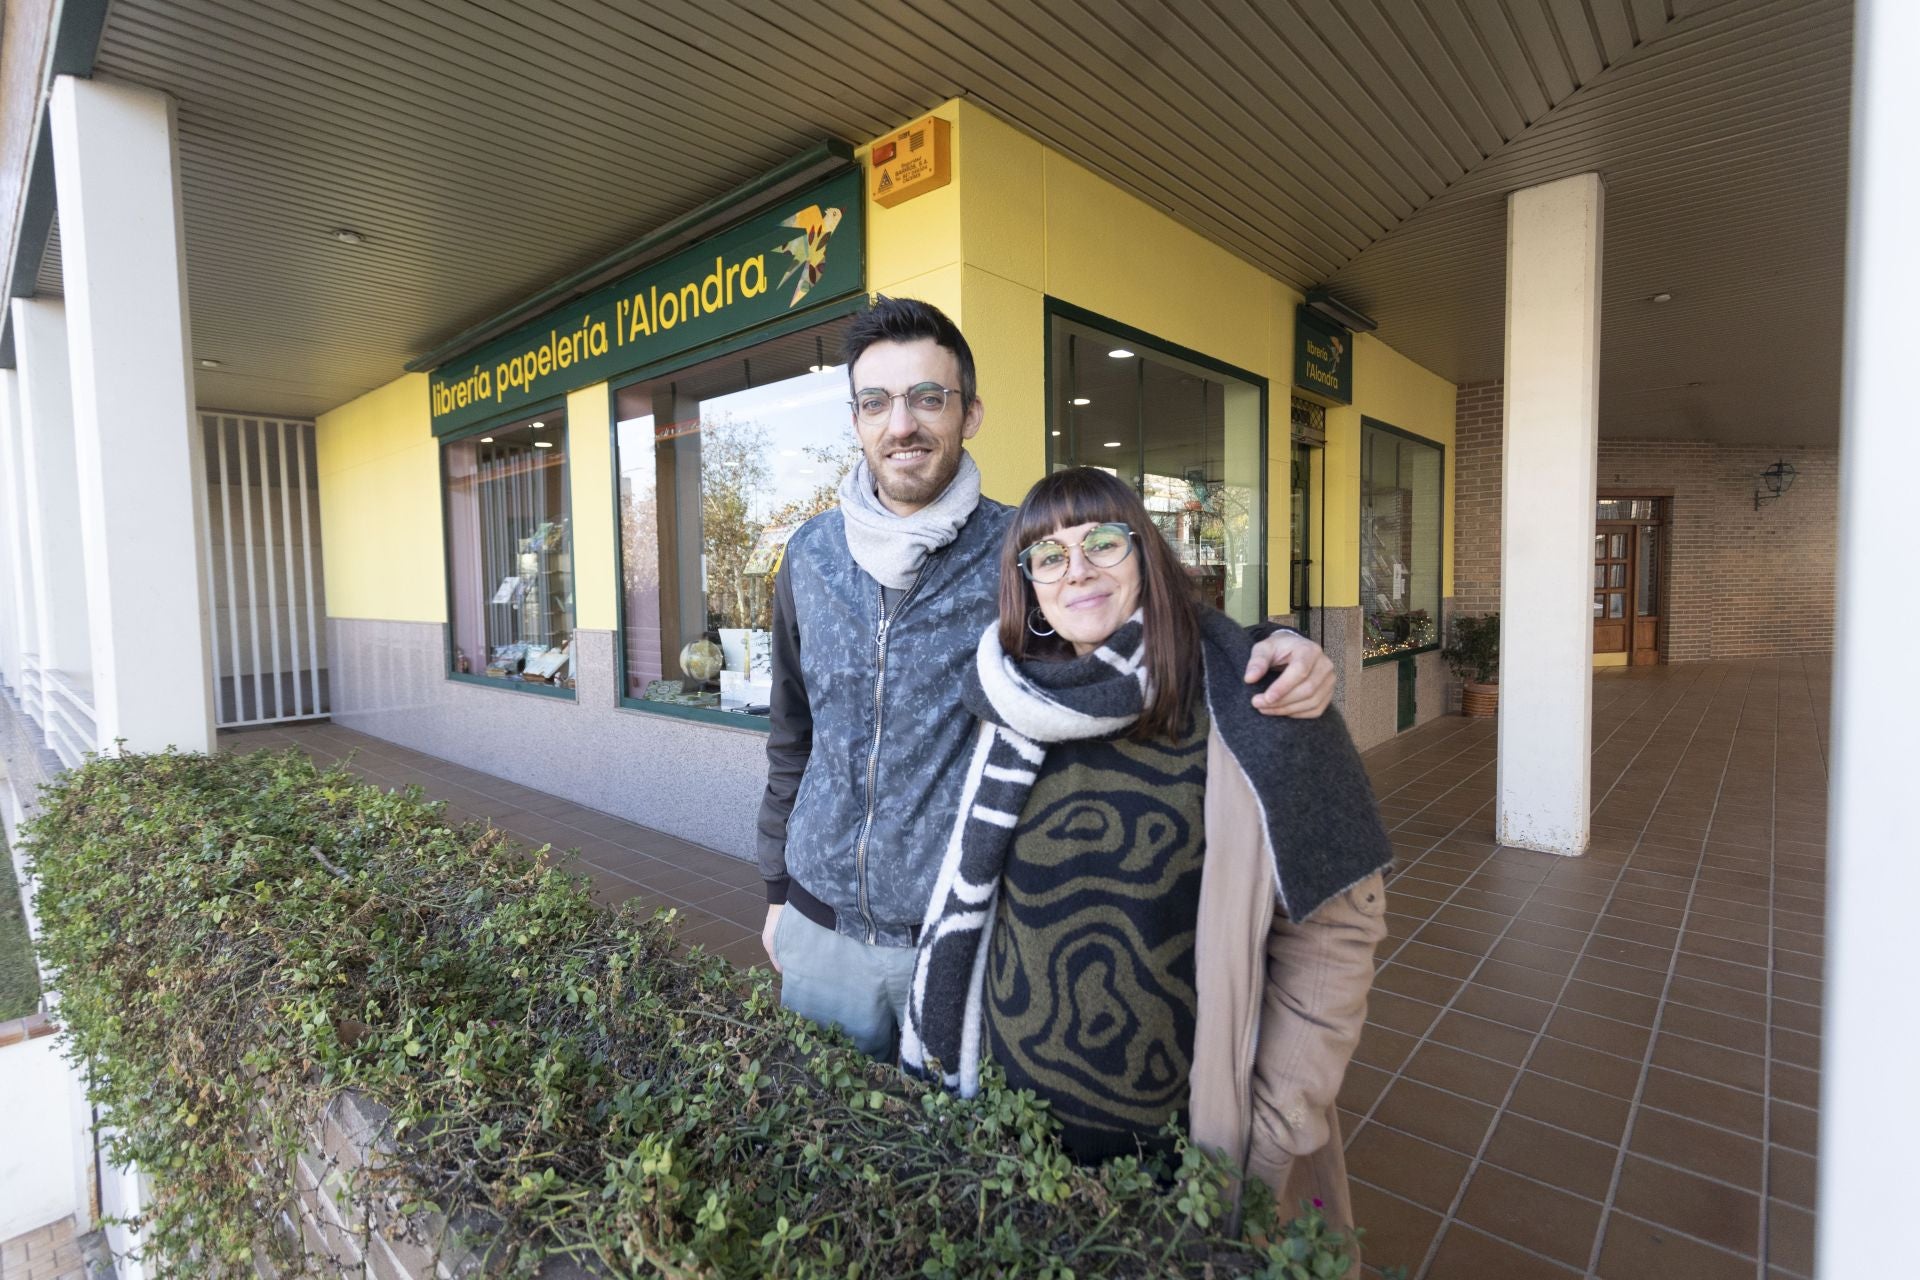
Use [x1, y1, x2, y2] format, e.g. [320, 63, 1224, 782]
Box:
[55, 0, 1844, 444]
[1326, 0, 1850, 444]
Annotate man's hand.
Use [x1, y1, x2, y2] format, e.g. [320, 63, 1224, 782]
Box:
[762, 904, 783, 973]
[1246, 630, 1336, 718]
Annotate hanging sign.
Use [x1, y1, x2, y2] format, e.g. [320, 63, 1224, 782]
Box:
[429, 168, 865, 436]
[1294, 305, 1353, 405]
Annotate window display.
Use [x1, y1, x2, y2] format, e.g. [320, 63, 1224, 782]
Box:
[1046, 306, 1265, 624]
[615, 316, 857, 717]
[443, 411, 574, 691]
[1360, 421, 1443, 661]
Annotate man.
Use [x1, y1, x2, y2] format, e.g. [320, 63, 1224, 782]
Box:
[757, 296, 1338, 1058]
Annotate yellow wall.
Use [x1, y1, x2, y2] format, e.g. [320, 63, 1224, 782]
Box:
[315, 372, 619, 632]
[566, 382, 617, 631]
[315, 373, 444, 623]
[318, 98, 1458, 631]
[866, 99, 1457, 617]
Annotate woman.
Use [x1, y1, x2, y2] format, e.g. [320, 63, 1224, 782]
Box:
[901, 466, 1391, 1233]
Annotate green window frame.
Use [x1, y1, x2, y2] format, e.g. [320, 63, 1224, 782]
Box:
[1359, 417, 1445, 665]
[1042, 298, 1270, 625]
[438, 397, 578, 700]
[609, 301, 867, 731]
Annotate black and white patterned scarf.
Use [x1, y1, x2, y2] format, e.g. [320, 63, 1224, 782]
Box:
[900, 613, 1150, 1094]
[901, 607, 1397, 1097]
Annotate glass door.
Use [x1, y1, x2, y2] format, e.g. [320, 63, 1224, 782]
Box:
[1593, 497, 1665, 666]
[1593, 524, 1633, 659]
[1290, 441, 1316, 636]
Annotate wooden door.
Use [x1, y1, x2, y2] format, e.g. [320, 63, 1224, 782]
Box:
[1594, 524, 1633, 656]
[1594, 515, 1664, 665]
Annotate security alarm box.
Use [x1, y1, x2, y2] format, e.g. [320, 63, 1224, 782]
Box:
[869, 115, 951, 208]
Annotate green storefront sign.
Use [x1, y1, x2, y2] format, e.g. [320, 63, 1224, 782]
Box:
[1294, 305, 1353, 405]
[429, 168, 865, 436]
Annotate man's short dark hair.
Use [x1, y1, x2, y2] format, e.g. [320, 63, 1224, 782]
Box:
[840, 295, 978, 409]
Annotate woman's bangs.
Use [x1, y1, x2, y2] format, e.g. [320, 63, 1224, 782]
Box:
[1012, 473, 1135, 550]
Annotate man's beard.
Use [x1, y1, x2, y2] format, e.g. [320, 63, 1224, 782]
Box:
[867, 434, 959, 508]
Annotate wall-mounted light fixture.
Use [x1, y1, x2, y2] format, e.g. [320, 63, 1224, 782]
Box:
[1303, 286, 1377, 333]
[1754, 458, 1798, 511]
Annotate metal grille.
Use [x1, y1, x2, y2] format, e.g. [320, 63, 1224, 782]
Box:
[1290, 395, 1327, 446]
[199, 413, 328, 727]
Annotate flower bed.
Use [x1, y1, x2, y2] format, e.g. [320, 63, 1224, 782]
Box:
[26, 748, 1373, 1278]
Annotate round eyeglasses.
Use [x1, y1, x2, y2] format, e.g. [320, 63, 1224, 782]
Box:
[1018, 522, 1137, 584]
[851, 383, 963, 425]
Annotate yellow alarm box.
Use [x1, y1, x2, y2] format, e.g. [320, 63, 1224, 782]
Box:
[869, 115, 952, 208]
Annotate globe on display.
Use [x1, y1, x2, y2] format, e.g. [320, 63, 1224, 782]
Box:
[679, 639, 724, 681]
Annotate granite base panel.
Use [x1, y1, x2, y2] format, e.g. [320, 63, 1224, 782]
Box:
[326, 619, 769, 862]
[1317, 604, 1455, 753]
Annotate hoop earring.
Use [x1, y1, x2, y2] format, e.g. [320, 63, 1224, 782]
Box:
[1027, 605, 1056, 638]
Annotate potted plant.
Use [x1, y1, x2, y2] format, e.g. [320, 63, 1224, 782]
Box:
[1443, 612, 1500, 716]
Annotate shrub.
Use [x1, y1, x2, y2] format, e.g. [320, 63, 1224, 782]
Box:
[1441, 612, 1500, 685]
[25, 749, 1384, 1278]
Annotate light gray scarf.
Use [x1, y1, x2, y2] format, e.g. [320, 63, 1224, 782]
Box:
[836, 452, 982, 589]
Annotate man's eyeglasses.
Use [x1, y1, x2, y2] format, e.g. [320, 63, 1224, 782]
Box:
[851, 383, 964, 426]
[1018, 523, 1137, 584]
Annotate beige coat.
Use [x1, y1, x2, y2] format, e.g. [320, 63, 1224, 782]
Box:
[1187, 726, 1389, 1248]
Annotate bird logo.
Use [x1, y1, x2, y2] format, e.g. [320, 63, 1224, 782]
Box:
[772, 205, 843, 307]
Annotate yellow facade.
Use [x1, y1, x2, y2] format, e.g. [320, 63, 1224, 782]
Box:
[314, 373, 443, 623]
[317, 98, 1458, 639]
[566, 383, 618, 632]
[865, 99, 1456, 617]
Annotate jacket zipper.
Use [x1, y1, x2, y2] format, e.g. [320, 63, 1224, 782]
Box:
[852, 568, 927, 942]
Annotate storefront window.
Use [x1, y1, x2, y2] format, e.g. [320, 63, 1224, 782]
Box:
[615, 317, 857, 717]
[443, 410, 574, 691]
[1047, 306, 1266, 624]
[1360, 420, 1443, 661]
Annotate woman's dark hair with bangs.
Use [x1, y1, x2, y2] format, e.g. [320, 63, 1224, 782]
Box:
[998, 467, 1203, 740]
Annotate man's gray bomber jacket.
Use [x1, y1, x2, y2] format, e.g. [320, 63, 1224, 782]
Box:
[756, 498, 1014, 947]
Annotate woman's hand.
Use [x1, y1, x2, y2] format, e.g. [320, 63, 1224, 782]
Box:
[1246, 631, 1336, 717]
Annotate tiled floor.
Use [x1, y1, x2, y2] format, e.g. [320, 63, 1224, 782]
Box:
[224, 653, 1826, 1279]
[0, 1218, 88, 1280]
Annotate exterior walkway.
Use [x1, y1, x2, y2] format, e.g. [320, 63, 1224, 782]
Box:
[222, 654, 1826, 1279]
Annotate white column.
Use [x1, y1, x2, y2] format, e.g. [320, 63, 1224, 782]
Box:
[1496, 173, 1602, 856]
[0, 369, 31, 691]
[50, 75, 214, 754]
[12, 298, 91, 689]
[1822, 1, 1920, 1271]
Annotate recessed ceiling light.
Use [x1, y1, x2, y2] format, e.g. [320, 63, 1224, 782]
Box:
[1103, 441, 1123, 448]
[480, 436, 494, 443]
[197, 358, 222, 369]
[1070, 397, 1091, 406]
[332, 228, 366, 245]
[1649, 292, 1672, 303]
[1107, 348, 1134, 359]
[1050, 430, 1061, 437]
[808, 363, 829, 373]
[533, 440, 554, 448]
[530, 420, 546, 429]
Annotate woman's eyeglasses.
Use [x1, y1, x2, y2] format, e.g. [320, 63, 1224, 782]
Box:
[1017, 522, 1136, 583]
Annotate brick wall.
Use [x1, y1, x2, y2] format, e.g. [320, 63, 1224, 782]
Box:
[1452, 381, 1504, 618]
[1452, 382, 1836, 661]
